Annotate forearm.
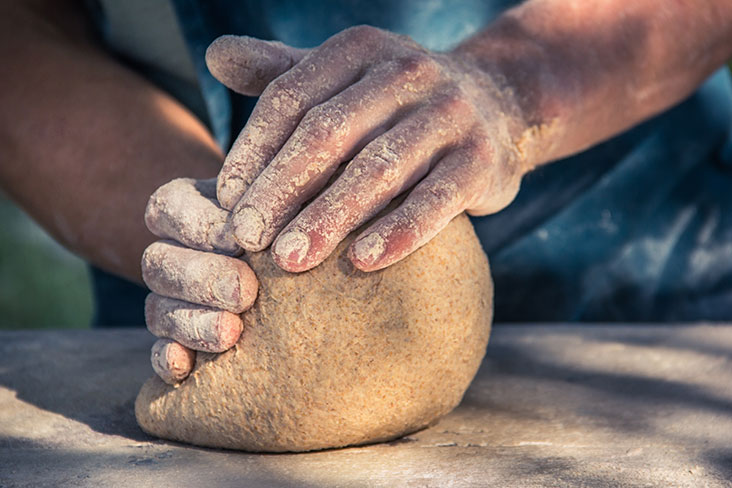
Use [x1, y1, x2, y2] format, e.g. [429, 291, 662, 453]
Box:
[453, 0, 732, 167]
[0, 0, 223, 283]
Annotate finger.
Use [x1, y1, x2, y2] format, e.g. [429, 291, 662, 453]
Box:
[348, 145, 491, 272]
[216, 26, 386, 210]
[145, 294, 243, 353]
[270, 93, 470, 272]
[141, 241, 258, 313]
[145, 178, 240, 254]
[151, 338, 196, 385]
[230, 56, 444, 252]
[206, 35, 309, 97]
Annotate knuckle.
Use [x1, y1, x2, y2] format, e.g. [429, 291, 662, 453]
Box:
[421, 177, 462, 208]
[260, 77, 309, 116]
[140, 249, 156, 281]
[144, 292, 160, 311]
[394, 53, 441, 82]
[141, 242, 165, 274]
[461, 135, 521, 210]
[141, 242, 157, 266]
[144, 194, 162, 231]
[144, 182, 172, 218]
[144, 293, 164, 331]
[358, 141, 403, 185]
[153, 178, 178, 196]
[458, 140, 496, 190]
[341, 24, 384, 44]
[434, 88, 475, 119]
[466, 135, 494, 162]
[141, 241, 179, 278]
[299, 103, 350, 143]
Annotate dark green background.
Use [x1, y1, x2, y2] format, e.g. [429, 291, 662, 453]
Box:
[0, 194, 92, 329]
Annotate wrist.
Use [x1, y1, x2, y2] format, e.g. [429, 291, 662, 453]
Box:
[450, 15, 579, 170]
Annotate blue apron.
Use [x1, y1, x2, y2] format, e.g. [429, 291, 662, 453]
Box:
[90, 0, 732, 324]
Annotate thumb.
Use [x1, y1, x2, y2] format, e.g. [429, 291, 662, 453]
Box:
[205, 35, 310, 96]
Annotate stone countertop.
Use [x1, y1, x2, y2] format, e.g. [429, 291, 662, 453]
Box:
[1, 325, 731, 487]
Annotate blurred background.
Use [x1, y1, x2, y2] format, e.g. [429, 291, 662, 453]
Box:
[0, 192, 93, 329]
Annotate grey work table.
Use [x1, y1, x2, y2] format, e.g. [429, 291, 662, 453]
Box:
[1, 325, 731, 487]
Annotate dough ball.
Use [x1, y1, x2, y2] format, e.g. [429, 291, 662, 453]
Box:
[135, 213, 492, 452]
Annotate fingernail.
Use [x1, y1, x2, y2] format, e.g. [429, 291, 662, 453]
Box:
[273, 230, 310, 264]
[217, 178, 240, 211]
[232, 206, 265, 249]
[208, 220, 240, 255]
[352, 233, 386, 266]
[151, 339, 194, 385]
[211, 269, 243, 311]
[214, 312, 243, 351]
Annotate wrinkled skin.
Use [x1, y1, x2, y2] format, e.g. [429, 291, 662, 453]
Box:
[211, 27, 528, 273]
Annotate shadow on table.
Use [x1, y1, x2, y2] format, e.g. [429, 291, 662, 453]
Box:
[0, 329, 154, 442]
[2, 325, 731, 486]
[0, 329, 327, 487]
[701, 448, 732, 480]
[0, 436, 315, 488]
[462, 324, 732, 482]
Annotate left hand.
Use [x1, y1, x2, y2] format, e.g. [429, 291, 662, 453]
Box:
[141, 178, 259, 384]
[206, 26, 530, 273]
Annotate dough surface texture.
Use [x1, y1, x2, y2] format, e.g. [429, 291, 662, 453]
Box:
[135, 213, 493, 452]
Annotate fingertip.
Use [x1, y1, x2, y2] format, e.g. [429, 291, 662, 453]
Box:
[231, 205, 267, 251]
[214, 312, 244, 351]
[204, 35, 243, 76]
[238, 262, 260, 311]
[205, 34, 237, 59]
[205, 35, 304, 97]
[151, 339, 195, 385]
[349, 232, 387, 271]
[205, 35, 262, 96]
[216, 174, 240, 211]
[271, 230, 312, 272]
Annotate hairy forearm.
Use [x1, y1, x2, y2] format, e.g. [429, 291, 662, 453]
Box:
[454, 0, 732, 167]
[0, 0, 223, 283]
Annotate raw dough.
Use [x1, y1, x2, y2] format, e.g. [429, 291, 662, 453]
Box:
[135, 213, 492, 452]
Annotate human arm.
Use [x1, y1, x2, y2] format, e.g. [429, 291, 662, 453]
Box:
[0, 1, 267, 382]
[0, 0, 224, 282]
[453, 0, 732, 165]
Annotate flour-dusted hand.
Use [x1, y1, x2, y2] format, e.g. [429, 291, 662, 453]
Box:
[205, 26, 533, 273]
[141, 178, 259, 384]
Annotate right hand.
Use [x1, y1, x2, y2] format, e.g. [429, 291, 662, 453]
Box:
[206, 31, 527, 274]
[141, 178, 259, 384]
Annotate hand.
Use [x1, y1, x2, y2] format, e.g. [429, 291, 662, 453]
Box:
[141, 178, 259, 384]
[205, 26, 529, 273]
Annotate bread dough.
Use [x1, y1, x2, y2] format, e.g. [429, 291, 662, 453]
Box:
[135, 213, 492, 452]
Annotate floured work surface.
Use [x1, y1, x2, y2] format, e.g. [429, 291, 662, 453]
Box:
[1, 325, 731, 487]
